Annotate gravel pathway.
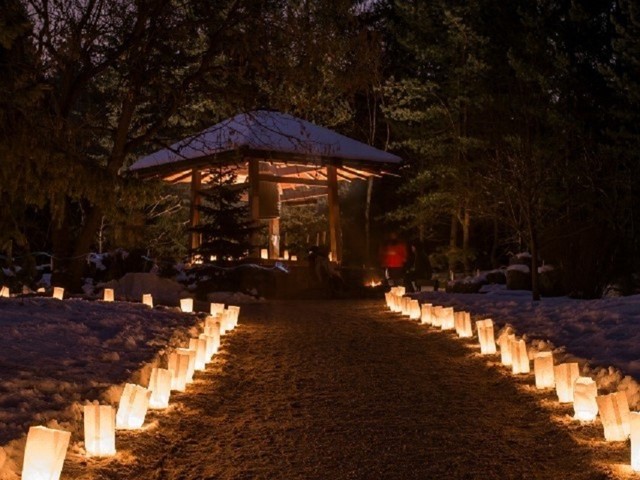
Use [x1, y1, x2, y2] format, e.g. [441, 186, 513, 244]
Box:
[69, 299, 618, 480]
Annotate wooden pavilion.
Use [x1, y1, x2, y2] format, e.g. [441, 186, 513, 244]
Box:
[128, 110, 402, 263]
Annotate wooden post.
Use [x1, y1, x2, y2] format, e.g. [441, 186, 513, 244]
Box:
[268, 217, 280, 259]
[248, 159, 261, 257]
[327, 164, 342, 263]
[189, 168, 202, 253]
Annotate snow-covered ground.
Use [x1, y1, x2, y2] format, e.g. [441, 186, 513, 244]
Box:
[415, 285, 640, 408]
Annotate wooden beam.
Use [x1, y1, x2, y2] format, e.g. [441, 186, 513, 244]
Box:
[268, 217, 280, 259]
[258, 173, 328, 186]
[327, 165, 342, 263]
[189, 168, 202, 253]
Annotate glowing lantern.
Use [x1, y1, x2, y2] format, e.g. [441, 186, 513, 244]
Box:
[189, 337, 207, 371]
[199, 333, 215, 361]
[180, 298, 193, 313]
[420, 304, 432, 325]
[210, 303, 225, 316]
[631, 412, 640, 471]
[476, 319, 496, 354]
[142, 294, 153, 308]
[284, 249, 290, 260]
[103, 288, 114, 302]
[22, 425, 71, 480]
[148, 367, 172, 409]
[116, 383, 151, 429]
[168, 350, 191, 391]
[597, 391, 630, 441]
[83, 404, 116, 457]
[533, 352, 555, 389]
[384, 292, 391, 309]
[409, 300, 421, 320]
[390, 294, 401, 313]
[554, 362, 580, 403]
[431, 306, 443, 328]
[440, 307, 455, 330]
[228, 305, 241, 328]
[290, 255, 298, 261]
[573, 377, 598, 421]
[0, 286, 9, 298]
[260, 248, 269, 259]
[52, 287, 64, 300]
[510, 338, 530, 374]
[176, 348, 196, 383]
[498, 333, 516, 366]
[395, 286, 406, 296]
[454, 311, 473, 338]
[203, 321, 221, 353]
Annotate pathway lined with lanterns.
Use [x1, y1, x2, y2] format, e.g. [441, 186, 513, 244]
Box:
[66, 299, 616, 479]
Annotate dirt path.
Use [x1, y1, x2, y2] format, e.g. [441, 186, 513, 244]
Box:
[67, 299, 619, 480]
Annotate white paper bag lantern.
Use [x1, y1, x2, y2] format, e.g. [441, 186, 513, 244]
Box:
[52, 286, 64, 300]
[631, 412, 640, 471]
[0, 285, 9, 298]
[476, 319, 497, 354]
[210, 302, 225, 316]
[431, 306, 443, 328]
[510, 338, 530, 374]
[597, 391, 631, 441]
[440, 307, 455, 330]
[498, 333, 516, 366]
[290, 255, 298, 261]
[83, 405, 116, 457]
[168, 351, 192, 391]
[116, 383, 151, 429]
[400, 296, 411, 316]
[189, 338, 207, 371]
[203, 322, 221, 354]
[176, 348, 196, 383]
[180, 298, 194, 313]
[533, 352, 555, 389]
[148, 367, 172, 409]
[228, 305, 240, 328]
[391, 294, 402, 313]
[420, 304, 432, 325]
[260, 248, 269, 259]
[573, 377, 598, 421]
[142, 293, 153, 308]
[284, 249, 290, 260]
[199, 333, 215, 361]
[22, 425, 71, 480]
[554, 362, 580, 403]
[454, 311, 473, 338]
[409, 300, 421, 320]
[103, 288, 114, 302]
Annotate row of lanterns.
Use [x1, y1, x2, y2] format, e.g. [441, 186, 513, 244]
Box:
[16, 287, 241, 480]
[384, 287, 637, 469]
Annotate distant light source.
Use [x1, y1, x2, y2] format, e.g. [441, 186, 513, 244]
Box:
[533, 352, 555, 389]
[510, 338, 530, 374]
[148, 367, 172, 409]
[0, 286, 9, 298]
[83, 405, 116, 457]
[210, 303, 225, 316]
[142, 294, 153, 308]
[284, 249, 290, 260]
[180, 298, 193, 313]
[554, 362, 580, 403]
[573, 377, 598, 421]
[260, 248, 269, 259]
[476, 319, 496, 354]
[52, 287, 64, 300]
[290, 255, 298, 261]
[597, 392, 630, 441]
[103, 288, 114, 302]
[22, 425, 71, 480]
[116, 384, 151, 430]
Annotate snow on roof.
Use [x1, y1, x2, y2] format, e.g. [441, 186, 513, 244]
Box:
[129, 110, 401, 172]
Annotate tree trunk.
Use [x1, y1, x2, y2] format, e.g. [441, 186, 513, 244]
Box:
[529, 221, 541, 301]
[365, 176, 373, 266]
[449, 212, 458, 273]
[491, 216, 499, 268]
[462, 208, 471, 274]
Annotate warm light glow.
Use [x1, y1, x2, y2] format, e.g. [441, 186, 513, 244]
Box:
[454, 311, 473, 337]
[199, 333, 215, 361]
[420, 303, 433, 325]
[103, 288, 114, 302]
[189, 338, 207, 371]
[148, 367, 172, 409]
[83, 405, 116, 457]
[176, 348, 196, 383]
[597, 392, 630, 441]
[180, 298, 193, 313]
[409, 299, 421, 320]
[284, 249, 290, 260]
[142, 294, 153, 308]
[210, 303, 225, 316]
[52, 287, 64, 300]
[510, 338, 530, 374]
[431, 306, 443, 328]
[22, 425, 71, 480]
[228, 306, 240, 328]
[631, 412, 640, 471]
[168, 351, 191, 391]
[476, 319, 496, 354]
[554, 362, 580, 403]
[533, 352, 555, 389]
[440, 307, 455, 330]
[116, 383, 151, 430]
[0, 285, 9, 298]
[203, 322, 221, 354]
[260, 248, 269, 259]
[498, 333, 516, 366]
[573, 377, 598, 421]
[290, 255, 298, 261]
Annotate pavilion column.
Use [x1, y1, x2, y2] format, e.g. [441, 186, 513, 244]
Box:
[327, 164, 342, 263]
[248, 158, 261, 257]
[269, 217, 280, 259]
[189, 168, 202, 253]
